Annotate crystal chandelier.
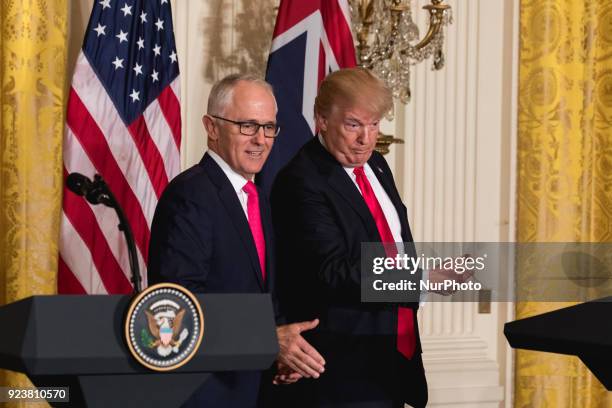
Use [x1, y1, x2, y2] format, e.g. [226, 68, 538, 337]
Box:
[350, 0, 453, 106]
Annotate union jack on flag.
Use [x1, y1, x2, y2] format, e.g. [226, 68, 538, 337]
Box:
[59, 0, 181, 294]
[257, 0, 357, 195]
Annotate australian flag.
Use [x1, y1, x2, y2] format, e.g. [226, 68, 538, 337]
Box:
[257, 0, 357, 195]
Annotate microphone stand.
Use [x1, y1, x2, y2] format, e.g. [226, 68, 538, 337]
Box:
[103, 179, 142, 294]
[68, 173, 142, 293]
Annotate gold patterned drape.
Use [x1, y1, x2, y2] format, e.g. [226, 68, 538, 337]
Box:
[0, 1, 68, 406]
[517, 0, 612, 406]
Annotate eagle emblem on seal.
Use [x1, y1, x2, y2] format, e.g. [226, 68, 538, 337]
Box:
[143, 299, 189, 357]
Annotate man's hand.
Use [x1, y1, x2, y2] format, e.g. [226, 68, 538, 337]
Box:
[428, 256, 475, 296]
[272, 362, 303, 385]
[276, 319, 325, 379]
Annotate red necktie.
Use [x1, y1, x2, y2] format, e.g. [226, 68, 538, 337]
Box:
[353, 167, 415, 359]
[243, 181, 266, 282]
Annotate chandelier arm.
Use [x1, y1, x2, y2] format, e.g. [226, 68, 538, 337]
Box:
[412, 4, 448, 51]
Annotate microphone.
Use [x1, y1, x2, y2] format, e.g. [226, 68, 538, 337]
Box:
[65, 172, 142, 293]
[66, 173, 113, 207]
[66, 173, 93, 197]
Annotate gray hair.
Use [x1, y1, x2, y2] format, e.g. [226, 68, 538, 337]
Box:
[207, 74, 276, 116]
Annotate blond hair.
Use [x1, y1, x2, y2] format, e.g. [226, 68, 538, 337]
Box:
[314, 67, 393, 117]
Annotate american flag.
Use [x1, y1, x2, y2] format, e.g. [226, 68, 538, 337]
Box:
[59, 0, 181, 294]
[257, 0, 357, 195]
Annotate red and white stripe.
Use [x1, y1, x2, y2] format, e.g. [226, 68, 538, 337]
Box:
[59, 51, 181, 294]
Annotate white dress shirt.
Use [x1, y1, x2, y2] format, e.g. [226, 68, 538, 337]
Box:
[207, 149, 250, 219]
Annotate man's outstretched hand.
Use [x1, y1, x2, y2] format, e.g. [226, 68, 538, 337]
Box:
[275, 319, 325, 381]
[428, 255, 475, 296]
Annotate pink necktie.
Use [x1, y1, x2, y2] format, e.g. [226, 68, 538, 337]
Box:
[243, 181, 266, 282]
[353, 167, 415, 359]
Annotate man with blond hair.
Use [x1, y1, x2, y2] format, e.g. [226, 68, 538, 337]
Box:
[268, 67, 428, 408]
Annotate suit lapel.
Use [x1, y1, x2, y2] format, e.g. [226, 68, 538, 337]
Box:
[259, 189, 274, 293]
[306, 140, 380, 241]
[200, 154, 265, 291]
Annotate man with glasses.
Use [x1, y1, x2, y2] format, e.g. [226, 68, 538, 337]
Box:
[266, 67, 429, 408]
[148, 74, 324, 408]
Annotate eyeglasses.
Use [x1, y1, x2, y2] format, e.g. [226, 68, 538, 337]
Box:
[211, 115, 280, 138]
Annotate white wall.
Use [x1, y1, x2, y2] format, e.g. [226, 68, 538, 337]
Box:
[387, 1, 518, 407]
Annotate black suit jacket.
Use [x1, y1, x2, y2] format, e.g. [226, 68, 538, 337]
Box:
[148, 153, 276, 408]
[267, 138, 427, 408]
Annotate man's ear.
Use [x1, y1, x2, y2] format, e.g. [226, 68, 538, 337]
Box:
[314, 112, 327, 133]
[202, 115, 218, 141]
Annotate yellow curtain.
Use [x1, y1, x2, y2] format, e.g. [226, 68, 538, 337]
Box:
[0, 1, 68, 406]
[517, 0, 612, 406]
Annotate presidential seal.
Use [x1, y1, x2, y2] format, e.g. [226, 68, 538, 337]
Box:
[124, 283, 204, 371]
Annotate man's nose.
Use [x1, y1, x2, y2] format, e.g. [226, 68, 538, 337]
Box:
[252, 126, 266, 144]
[358, 126, 374, 144]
